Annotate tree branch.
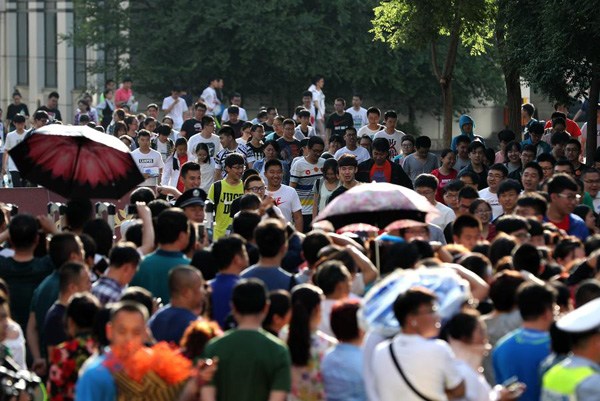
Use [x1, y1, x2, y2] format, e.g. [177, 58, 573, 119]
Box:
[431, 41, 442, 81]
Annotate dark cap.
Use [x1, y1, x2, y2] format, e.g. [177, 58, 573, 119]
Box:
[175, 188, 207, 209]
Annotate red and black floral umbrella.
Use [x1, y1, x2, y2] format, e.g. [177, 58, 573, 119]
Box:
[9, 125, 143, 199]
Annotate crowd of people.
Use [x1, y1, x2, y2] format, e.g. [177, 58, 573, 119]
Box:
[0, 76, 600, 401]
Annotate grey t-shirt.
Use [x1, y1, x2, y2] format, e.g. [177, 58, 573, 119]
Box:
[402, 152, 440, 183]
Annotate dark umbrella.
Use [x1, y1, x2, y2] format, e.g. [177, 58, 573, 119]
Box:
[9, 125, 144, 199]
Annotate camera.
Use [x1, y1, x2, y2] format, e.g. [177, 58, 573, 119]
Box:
[0, 365, 41, 401]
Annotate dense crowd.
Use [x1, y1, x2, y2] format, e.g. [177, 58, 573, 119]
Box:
[1, 76, 600, 401]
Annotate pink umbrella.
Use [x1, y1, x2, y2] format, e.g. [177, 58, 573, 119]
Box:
[315, 182, 438, 229]
[337, 223, 380, 235]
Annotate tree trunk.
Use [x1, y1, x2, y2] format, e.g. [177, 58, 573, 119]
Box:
[441, 81, 453, 147]
[586, 66, 600, 163]
[504, 69, 522, 136]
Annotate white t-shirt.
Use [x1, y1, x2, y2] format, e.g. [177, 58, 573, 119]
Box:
[334, 146, 371, 164]
[294, 125, 317, 141]
[372, 334, 464, 401]
[432, 202, 456, 229]
[290, 157, 325, 215]
[161, 96, 188, 130]
[4, 130, 27, 171]
[200, 87, 221, 116]
[200, 159, 216, 193]
[265, 184, 302, 224]
[131, 148, 164, 186]
[373, 129, 405, 159]
[155, 140, 169, 162]
[221, 106, 248, 122]
[478, 187, 502, 220]
[308, 84, 326, 121]
[187, 133, 222, 160]
[358, 125, 384, 138]
[346, 106, 368, 129]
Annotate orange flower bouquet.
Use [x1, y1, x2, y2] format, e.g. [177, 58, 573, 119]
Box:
[104, 342, 193, 401]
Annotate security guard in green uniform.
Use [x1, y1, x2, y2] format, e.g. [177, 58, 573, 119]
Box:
[542, 297, 600, 401]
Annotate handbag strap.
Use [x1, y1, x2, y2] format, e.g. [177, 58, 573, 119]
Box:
[388, 342, 436, 401]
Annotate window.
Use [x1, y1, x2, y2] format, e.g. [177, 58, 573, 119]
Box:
[16, 0, 28, 85]
[45, 1, 58, 87]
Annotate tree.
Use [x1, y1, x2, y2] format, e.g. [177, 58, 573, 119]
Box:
[494, 0, 522, 136]
[65, 0, 131, 81]
[371, 0, 497, 146]
[504, 0, 600, 161]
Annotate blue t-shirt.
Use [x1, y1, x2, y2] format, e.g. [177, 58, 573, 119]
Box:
[493, 327, 551, 401]
[321, 343, 367, 401]
[210, 273, 240, 328]
[75, 354, 115, 401]
[240, 265, 295, 291]
[148, 305, 197, 344]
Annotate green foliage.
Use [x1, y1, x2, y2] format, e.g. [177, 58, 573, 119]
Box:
[504, 0, 600, 102]
[371, 0, 497, 56]
[68, 0, 503, 123]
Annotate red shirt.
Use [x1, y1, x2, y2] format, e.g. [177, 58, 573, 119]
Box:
[544, 118, 581, 137]
[431, 168, 458, 203]
[176, 154, 189, 192]
[370, 162, 392, 183]
[549, 215, 570, 233]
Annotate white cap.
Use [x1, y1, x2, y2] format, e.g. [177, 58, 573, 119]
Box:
[557, 297, 600, 333]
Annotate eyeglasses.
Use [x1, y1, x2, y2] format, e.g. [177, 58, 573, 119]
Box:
[557, 193, 581, 201]
[475, 209, 491, 214]
[247, 186, 265, 193]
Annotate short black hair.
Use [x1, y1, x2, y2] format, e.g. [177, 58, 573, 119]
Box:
[313, 260, 351, 296]
[302, 230, 332, 266]
[467, 141, 485, 153]
[455, 135, 471, 146]
[517, 282, 557, 321]
[575, 279, 600, 308]
[547, 173, 578, 195]
[338, 154, 358, 167]
[383, 110, 397, 120]
[66, 198, 93, 231]
[495, 215, 530, 235]
[58, 262, 87, 293]
[254, 219, 287, 258]
[109, 243, 140, 268]
[224, 153, 245, 168]
[393, 288, 436, 327]
[444, 179, 465, 194]
[498, 179, 522, 196]
[512, 243, 541, 274]
[372, 138, 389, 153]
[458, 185, 479, 200]
[414, 174, 438, 191]
[232, 278, 268, 315]
[522, 103, 535, 117]
[537, 152, 556, 165]
[489, 270, 525, 312]
[264, 158, 283, 172]
[517, 193, 548, 215]
[212, 234, 246, 270]
[522, 162, 543, 182]
[452, 214, 481, 237]
[366, 107, 380, 116]
[529, 121, 545, 137]
[232, 212, 261, 241]
[9, 214, 39, 250]
[49, 232, 82, 269]
[498, 129, 517, 143]
[66, 292, 100, 330]
[156, 208, 189, 244]
[415, 135, 431, 149]
[489, 163, 509, 177]
[181, 161, 201, 178]
[110, 300, 149, 323]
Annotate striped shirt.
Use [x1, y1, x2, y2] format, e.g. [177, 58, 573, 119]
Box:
[290, 157, 324, 215]
[214, 145, 254, 178]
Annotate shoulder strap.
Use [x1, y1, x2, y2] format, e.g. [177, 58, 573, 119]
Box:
[214, 180, 222, 208]
[388, 342, 436, 401]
